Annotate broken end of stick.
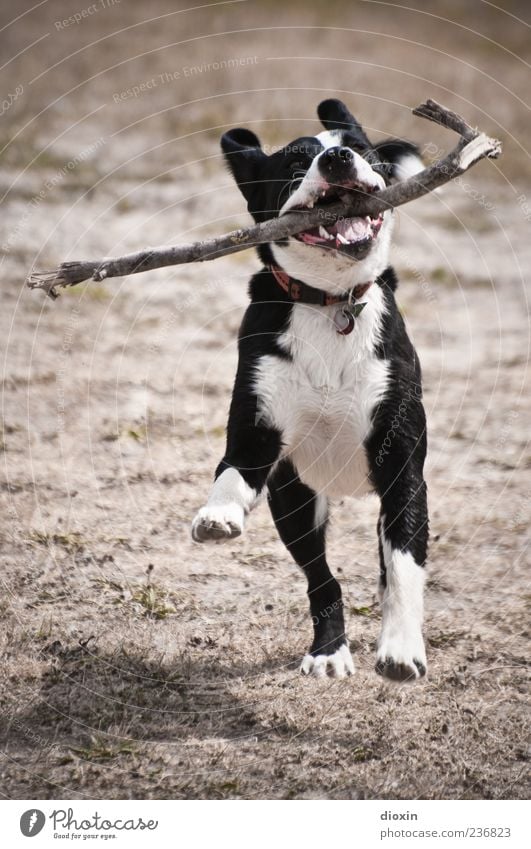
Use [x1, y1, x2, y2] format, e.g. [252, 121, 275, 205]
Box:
[26, 269, 63, 300]
[26, 260, 100, 299]
[457, 133, 502, 170]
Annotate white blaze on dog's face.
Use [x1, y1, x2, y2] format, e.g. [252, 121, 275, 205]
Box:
[275, 128, 390, 295]
[220, 99, 423, 295]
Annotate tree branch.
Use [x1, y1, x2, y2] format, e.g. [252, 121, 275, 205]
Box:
[27, 99, 501, 299]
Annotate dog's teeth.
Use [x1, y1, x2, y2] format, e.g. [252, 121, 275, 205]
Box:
[307, 200, 314, 209]
[365, 216, 371, 224]
[319, 226, 329, 239]
[336, 233, 348, 245]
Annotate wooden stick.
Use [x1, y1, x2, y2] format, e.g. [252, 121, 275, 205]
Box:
[27, 99, 501, 299]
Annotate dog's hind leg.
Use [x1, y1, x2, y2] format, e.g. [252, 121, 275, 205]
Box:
[373, 495, 428, 682]
[267, 459, 354, 678]
[366, 396, 429, 682]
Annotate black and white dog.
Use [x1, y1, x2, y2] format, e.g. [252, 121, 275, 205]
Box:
[191, 99, 429, 682]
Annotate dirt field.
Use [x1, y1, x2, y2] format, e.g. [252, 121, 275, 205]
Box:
[1, 0, 529, 799]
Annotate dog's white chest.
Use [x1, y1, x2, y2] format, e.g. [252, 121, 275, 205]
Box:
[254, 289, 389, 498]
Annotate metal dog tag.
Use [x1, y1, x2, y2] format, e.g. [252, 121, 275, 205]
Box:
[334, 302, 366, 335]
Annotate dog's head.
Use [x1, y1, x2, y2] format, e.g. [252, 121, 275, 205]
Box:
[221, 99, 422, 293]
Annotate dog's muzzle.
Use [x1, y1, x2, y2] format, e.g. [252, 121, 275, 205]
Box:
[318, 146, 355, 181]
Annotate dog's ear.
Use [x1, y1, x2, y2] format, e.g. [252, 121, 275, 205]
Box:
[317, 99, 371, 147]
[373, 138, 424, 181]
[220, 128, 266, 207]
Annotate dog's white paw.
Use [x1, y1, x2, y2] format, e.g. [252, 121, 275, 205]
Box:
[375, 629, 427, 682]
[300, 644, 355, 678]
[191, 503, 244, 542]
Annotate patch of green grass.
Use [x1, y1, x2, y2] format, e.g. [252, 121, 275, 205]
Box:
[352, 745, 375, 763]
[29, 530, 85, 553]
[429, 266, 491, 290]
[101, 424, 147, 442]
[207, 424, 226, 437]
[70, 735, 135, 762]
[131, 583, 177, 620]
[350, 603, 378, 618]
[431, 266, 453, 284]
[125, 425, 147, 442]
[93, 565, 184, 620]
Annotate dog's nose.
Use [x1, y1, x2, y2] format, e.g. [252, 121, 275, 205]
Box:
[318, 146, 355, 181]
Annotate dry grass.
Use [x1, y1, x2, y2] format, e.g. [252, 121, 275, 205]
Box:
[0, 0, 529, 799]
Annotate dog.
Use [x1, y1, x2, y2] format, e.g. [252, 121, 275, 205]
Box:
[191, 99, 428, 682]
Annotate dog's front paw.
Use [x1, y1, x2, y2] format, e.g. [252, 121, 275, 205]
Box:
[191, 503, 244, 542]
[301, 643, 355, 679]
[375, 630, 427, 682]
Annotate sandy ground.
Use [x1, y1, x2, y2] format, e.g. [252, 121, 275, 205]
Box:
[0, 0, 529, 799]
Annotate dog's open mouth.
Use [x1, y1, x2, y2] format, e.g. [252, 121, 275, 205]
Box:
[289, 184, 384, 259]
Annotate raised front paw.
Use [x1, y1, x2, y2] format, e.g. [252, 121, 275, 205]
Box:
[375, 630, 427, 682]
[300, 643, 355, 679]
[191, 503, 244, 542]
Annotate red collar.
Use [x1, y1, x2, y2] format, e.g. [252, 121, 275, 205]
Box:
[269, 264, 372, 306]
